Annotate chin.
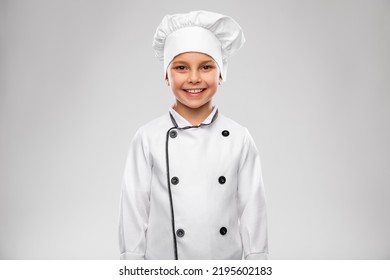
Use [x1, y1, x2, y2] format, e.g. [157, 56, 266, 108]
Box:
[179, 100, 209, 110]
[184, 103, 205, 109]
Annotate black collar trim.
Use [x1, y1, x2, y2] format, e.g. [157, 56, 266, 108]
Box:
[169, 109, 219, 129]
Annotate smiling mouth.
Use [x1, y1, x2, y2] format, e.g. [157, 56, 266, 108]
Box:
[183, 89, 205, 93]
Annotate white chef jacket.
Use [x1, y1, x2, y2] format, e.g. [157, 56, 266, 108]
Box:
[119, 106, 268, 260]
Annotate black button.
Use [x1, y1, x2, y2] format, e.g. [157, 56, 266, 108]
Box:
[176, 229, 185, 238]
[170, 130, 177, 138]
[222, 130, 230, 137]
[171, 176, 179, 185]
[218, 176, 226, 184]
[220, 227, 227, 235]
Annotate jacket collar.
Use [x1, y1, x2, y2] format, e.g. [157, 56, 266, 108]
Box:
[169, 106, 219, 128]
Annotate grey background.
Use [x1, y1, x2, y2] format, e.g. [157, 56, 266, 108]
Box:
[1, 0, 389, 259]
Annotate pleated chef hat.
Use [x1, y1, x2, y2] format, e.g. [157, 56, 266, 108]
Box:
[152, 10, 245, 81]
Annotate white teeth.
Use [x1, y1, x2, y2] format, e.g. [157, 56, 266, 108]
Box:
[185, 89, 203, 93]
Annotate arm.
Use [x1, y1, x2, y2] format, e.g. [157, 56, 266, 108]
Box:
[238, 129, 268, 260]
[118, 128, 152, 260]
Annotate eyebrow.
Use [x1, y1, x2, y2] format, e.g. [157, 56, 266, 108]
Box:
[171, 60, 215, 65]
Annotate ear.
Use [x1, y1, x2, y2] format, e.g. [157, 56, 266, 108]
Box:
[165, 74, 170, 86]
[218, 74, 222, 85]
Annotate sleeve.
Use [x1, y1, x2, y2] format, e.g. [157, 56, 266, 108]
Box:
[238, 128, 269, 260]
[118, 128, 152, 260]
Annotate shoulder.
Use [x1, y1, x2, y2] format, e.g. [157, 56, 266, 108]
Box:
[217, 113, 258, 152]
[217, 113, 250, 137]
[128, 113, 172, 155]
[135, 113, 172, 136]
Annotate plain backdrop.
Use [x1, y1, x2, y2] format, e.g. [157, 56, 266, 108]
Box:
[1, 0, 389, 259]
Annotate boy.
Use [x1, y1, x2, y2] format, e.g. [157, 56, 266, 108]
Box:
[119, 10, 268, 260]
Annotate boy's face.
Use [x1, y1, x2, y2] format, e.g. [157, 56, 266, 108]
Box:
[166, 52, 221, 111]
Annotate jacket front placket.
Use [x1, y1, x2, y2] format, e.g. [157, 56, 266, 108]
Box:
[164, 109, 219, 260]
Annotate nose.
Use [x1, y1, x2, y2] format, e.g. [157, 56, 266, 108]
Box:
[187, 70, 201, 84]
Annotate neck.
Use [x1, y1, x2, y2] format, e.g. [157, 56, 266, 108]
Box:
[173, 101, 213, 126]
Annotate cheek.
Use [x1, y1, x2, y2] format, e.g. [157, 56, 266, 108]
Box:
[168, 72, 184, 88]
[171, 79, 183, 91]
[208, 70, 220, 84]
[207, 74, 220, 87]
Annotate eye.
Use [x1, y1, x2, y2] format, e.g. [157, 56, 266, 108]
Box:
[174, 65, 187, 71]
[201, 64, 214, 71]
